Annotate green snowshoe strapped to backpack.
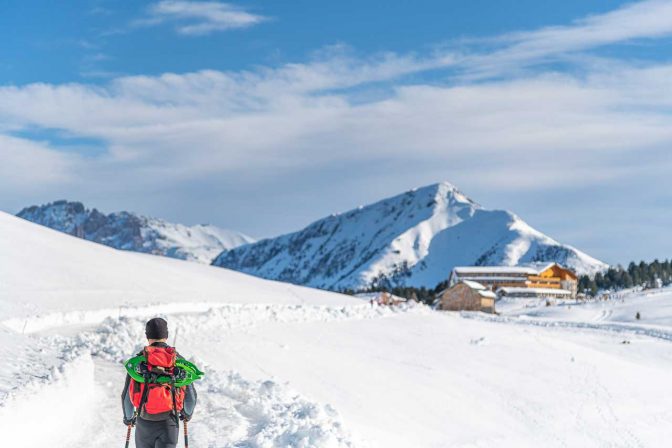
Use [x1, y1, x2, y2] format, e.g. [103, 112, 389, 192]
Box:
[125, 355, 204, 387]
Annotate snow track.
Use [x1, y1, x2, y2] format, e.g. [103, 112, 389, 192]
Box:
[461, 312, 672, 342]
[3, 302, 422, 447]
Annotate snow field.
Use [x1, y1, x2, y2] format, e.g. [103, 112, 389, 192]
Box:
[3, 302, 423, 447]
[4, 212, 672, 447]
[181, 309, 672, 447]
[4, 294, 672, 447]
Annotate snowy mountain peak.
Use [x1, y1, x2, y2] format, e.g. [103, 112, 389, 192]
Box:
[17, 200, 255, 263]
[213, 182, 606, 290]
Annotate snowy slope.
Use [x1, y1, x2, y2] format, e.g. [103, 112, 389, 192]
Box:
[213, 182, 606, 290]
[17, 200, 254, 263]
[1, 210, 671, 447]
[0, 211, 353, 322]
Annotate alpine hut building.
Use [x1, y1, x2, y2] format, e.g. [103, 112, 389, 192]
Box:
[447, 262, 578, 300]
[436, 280, 497, 314]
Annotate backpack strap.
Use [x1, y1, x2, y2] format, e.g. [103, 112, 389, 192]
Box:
[170, 376, 179, 424]
[136, 372, 154, 417]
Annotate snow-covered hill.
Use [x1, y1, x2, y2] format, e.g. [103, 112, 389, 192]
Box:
[0, 211, 349, 321]
[17, 200, 254, 263]
[1, 210, 671, 447]
[213, 181, 606, 290]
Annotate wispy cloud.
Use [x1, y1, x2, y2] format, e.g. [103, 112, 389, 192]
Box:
[459, 0, 672, 77]
[2, 57, 671, 187]
[139, 0, 267, 35]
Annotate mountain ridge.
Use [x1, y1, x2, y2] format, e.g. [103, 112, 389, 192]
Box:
[17, 200, 254, 263]
[212, 181, 606, 289]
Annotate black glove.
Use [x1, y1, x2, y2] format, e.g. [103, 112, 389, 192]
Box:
[180, 411, 192, 422]
[123, 416, 136, 426]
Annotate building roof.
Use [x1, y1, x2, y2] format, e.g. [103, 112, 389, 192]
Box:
[497, 287, 572, 296]
[437, 280, 497, 299]
[477, 290, 497, 299]
[462, 280, 488, 290]
[458, 276, 530, 282]
[460, 280, 497, 299]
[452, 262, 558, 276]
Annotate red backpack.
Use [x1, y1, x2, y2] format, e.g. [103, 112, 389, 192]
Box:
[129, 346, 185, 416]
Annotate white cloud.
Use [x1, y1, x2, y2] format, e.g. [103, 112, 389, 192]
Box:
[459, 0, 672, 77]
[4, 0, 672, 256]
[2, 59, 671, 190]
[0, 135, 79, 190]
[505, 0, 672, 49]
[141, 0, 266, 35]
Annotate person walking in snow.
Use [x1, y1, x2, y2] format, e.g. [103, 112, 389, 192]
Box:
[121, 317, 198, 448]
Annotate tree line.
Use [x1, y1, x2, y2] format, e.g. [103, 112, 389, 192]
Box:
[341, 285, 439, 305]
[579, 259, 672, 296]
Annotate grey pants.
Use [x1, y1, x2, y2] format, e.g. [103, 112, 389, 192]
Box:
[135, 417, 179, 448]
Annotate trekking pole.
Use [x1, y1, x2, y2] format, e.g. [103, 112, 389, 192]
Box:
[173, 327, 179, 347]
[183, 419, 189, 448]
[124, 423, 133, 448]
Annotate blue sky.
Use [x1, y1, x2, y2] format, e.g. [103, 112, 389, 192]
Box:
[2, 0, 672, 265]
[2, 1, 621, 83]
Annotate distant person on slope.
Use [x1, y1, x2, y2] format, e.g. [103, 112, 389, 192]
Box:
[121, 317, 198, 448]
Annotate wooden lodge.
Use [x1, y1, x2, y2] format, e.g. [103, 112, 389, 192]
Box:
[436, 280, 496, 314]
[447, 262, 578, 300]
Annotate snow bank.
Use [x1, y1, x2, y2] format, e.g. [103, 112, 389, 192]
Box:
[2, 301, 253, 335]
[1, 354, 97, 448]
[44, 302, 427, 363]
[193, 370, 354, 447]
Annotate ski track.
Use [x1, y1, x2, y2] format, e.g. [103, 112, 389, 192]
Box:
[3, 302, 425, 448]
[460, 312, 672, 343]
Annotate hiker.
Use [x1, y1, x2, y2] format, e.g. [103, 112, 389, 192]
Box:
[121, 317, 198, 448]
